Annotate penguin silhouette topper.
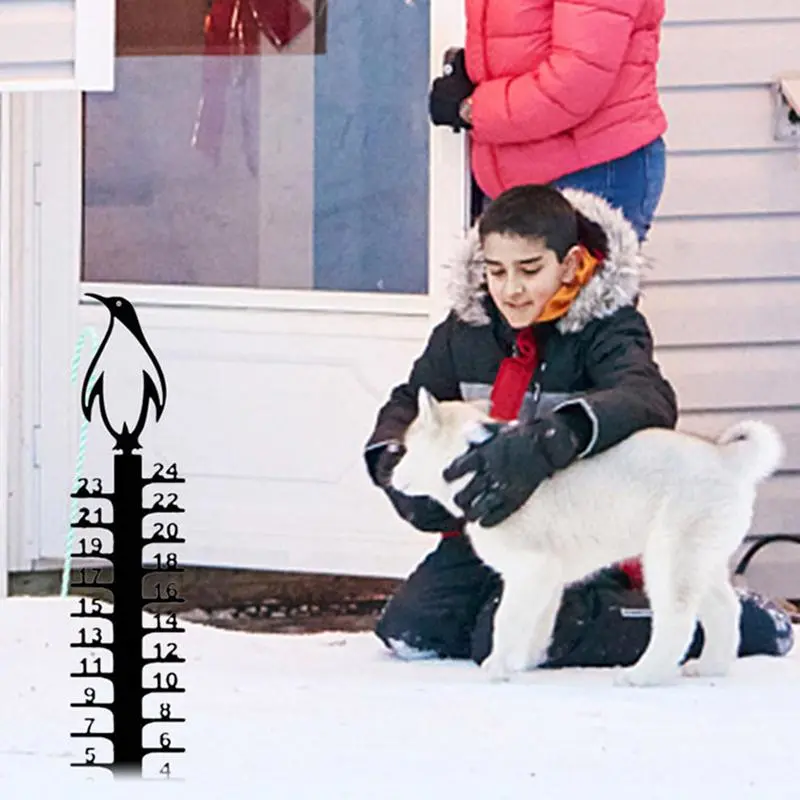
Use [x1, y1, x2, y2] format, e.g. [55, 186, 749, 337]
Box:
[81, 294, 167, 454]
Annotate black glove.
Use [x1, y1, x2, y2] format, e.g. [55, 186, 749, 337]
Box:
[429, 48, 475, 132]
[367, 442, 463, 533]
[385, 487, 464, 533]
[367, 441, 405, 488]
[442, 410, 590, 528]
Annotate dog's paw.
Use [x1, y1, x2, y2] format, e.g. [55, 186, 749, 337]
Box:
[614, 665, 678, 688]
[481, 652, 513, 683]
[504, 649, 543, 673]
[681, 659, 732, 679]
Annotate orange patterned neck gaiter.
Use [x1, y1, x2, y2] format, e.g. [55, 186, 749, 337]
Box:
[536, 248, 601, 324]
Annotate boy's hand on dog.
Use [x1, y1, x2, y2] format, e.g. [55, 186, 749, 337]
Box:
[385, 488, 464, 533]
[373, 442, 406, 488]
[371, 442, 464, 533]
[443, 413, 584, 527]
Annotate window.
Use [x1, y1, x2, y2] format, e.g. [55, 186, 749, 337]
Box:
[82, 0, 430, 294]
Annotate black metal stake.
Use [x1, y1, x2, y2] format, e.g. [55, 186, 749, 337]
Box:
[70, 293, 186, 780]
[109, 452, 145, 777]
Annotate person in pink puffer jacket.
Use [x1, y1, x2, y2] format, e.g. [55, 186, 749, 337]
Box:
[429, 0, 668, 240]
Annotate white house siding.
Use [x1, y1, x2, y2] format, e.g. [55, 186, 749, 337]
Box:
[638, 2, 800, 596]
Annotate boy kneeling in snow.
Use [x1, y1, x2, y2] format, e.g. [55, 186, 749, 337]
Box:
[364, 185, 794, 667]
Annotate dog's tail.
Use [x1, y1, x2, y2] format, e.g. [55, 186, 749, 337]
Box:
[716, 420, 785, 485]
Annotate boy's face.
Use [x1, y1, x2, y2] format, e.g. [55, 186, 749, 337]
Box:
[482, 232, 581, 329]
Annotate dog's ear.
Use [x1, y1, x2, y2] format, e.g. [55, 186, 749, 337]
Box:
[417, 386, 441, 428]
[465, 420, 502, 446]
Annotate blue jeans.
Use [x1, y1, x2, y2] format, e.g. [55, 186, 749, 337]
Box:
[553, 137, 667, 242]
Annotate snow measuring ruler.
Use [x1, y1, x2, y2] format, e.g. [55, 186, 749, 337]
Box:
[68, 293, 187, 781]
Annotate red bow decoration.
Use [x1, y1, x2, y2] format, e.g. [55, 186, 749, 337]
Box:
[191, 0, 313, 170]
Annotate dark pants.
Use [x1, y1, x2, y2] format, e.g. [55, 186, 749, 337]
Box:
[375, 536, 795, 668]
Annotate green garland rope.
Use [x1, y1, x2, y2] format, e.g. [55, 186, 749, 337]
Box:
[60, 326, 100, 598]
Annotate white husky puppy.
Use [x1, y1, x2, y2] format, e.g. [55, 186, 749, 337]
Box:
[391, 387, 784, 686]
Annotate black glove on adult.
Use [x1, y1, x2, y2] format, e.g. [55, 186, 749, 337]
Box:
[429, 48, 475, 132]
[442, 409, 591, 528]
[368, 442, 464, 533]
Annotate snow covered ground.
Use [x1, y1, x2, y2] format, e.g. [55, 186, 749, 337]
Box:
[1, 596, 797, 799]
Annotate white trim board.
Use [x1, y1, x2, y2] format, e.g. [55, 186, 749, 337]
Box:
[640, 280, 800, 348]
[656, 344, 800, 412]
[80, 282, 434, 318]
[643, 216, 800, 284]
[658, 151, 800, 218]
[661, 86, 795, 153]
[665, 1, 800, 24]
[679, 409, 800, 473]
[0, 94, 40, 580]
[0, 95, 11, 596]
[659, 20, 800, 88]
[0, 0, 115, 93]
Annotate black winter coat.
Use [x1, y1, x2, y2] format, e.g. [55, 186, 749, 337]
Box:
[364, 188, 678, 494]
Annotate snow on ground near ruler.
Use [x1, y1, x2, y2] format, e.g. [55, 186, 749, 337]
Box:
[0, 597, 797, 799]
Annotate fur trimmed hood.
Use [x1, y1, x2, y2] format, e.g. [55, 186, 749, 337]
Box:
[444, 188, 645, 334]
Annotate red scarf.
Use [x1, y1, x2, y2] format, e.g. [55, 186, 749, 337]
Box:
[489, 326, 538, 422]
[440, 325, 643, 589]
